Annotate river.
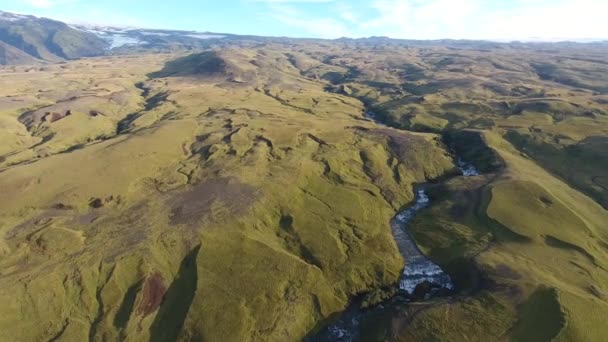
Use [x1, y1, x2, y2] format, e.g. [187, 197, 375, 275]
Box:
[308, 147, 480, 341]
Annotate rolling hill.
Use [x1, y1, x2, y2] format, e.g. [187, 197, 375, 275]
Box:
[0, 11, 607, 342]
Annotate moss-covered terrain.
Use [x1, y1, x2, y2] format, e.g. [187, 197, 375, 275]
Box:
[0, 39, 607, 341]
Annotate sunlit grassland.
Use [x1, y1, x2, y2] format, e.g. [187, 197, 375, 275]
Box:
[0, 41, 607, 341]
[0, 50, 455, 341]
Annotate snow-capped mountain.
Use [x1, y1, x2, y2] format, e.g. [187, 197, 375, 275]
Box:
[0, 11, 35, 22]
[0, 10, 108, 64]
[72, 24, 227, 49]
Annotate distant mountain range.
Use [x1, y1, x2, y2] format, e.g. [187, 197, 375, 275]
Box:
[0, 10, 108, 64]
[0, 10, 230, 65]
[1, 10, 607, 66]
[71, 24, 228, 50]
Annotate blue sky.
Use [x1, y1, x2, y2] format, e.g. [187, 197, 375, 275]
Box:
[2, 0, 607, 41]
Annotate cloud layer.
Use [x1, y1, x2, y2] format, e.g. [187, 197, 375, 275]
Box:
[264, 0, 608, 41]
[23, 0, 78, 9]
[9, 0, 608, 41]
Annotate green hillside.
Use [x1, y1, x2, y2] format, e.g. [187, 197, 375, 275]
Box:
[0, 19, 607, 342]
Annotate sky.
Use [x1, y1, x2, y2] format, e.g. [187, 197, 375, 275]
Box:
[2, 0, 608, 41]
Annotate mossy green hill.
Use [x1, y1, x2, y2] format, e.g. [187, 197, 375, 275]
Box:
[0, 39, 607, 341]
[0, 49, 455, 341]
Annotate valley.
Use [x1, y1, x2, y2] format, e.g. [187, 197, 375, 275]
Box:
[0, 12, 607, 341]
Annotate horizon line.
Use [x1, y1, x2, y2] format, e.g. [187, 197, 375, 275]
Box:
[2, 9, 607, 45]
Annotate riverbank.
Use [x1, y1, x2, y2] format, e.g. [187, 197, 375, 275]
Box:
[308, 159, 480, 341]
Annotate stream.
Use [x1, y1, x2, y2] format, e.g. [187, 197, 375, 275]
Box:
[392, 189, 454, 296]
[308, 110, 480, 341]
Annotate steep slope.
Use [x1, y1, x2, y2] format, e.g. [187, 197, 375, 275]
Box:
[1, 37, 608, 341]
[392, 130, 608, 341]
[297, 43, 608, 340]
[312, 42, 608, 209]
[0, 10, 108, 64]
[0, 40, 39, 65]
[0, 50, 455, 341]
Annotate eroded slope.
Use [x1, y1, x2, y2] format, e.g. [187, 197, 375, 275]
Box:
[0, 49, 455, 341]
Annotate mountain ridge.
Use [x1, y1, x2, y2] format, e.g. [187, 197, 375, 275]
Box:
[0, 10, 108, 64]
[1, 10, 608, 66]
[0, 8, 608, 342]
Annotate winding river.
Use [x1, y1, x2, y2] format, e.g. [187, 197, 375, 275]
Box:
[308, 115, 480, 341]
[392, 188, 454, 295]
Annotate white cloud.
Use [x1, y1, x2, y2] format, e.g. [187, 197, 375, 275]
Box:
[16, 6, 150, 29]
[23, 0, 78, 9]
[267, 4, 351, 38]
[24, 0, 54, 8]
[337, 0, 608, 40]
[474, 0, 608, 41]
[336, 3, 357, 23]
[248, 0, 335, 2]
[18, 0, 608, 41]
[361, 0, 480, 39]
[62, 8, 150, 28]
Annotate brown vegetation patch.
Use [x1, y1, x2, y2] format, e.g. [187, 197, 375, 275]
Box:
[42, 110, 72, 123]
[181, 143, 190, 156]
[481, 264, 524, 302]
[6, 209, 71, 239]
[168, 177, 259, 226]
[89, 197, 104, 209]
[539, 196, 553, 206]
[137, 272, 167, 317]
[492, 264, 522, 280]
[73, 211, 100, 225]
[51, 203, 74, 210]
[374, 128, 424, 160]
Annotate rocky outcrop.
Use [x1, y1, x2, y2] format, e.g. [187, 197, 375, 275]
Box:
[42, 110, 72, 123]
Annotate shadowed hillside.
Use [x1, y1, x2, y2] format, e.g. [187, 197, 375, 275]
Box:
[0, 49, 456, 341]
[0, 18, 607, 342]
[0, 11, 108, 64]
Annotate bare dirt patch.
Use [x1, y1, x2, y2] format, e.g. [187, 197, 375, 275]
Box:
[137, 272, 167, 317]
